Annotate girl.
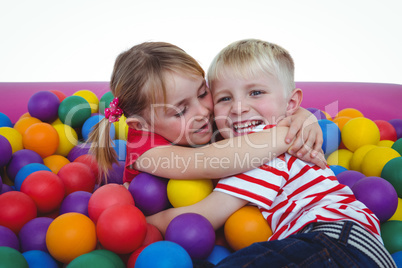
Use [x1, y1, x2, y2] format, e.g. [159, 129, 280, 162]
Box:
[88, 41, 325, 184]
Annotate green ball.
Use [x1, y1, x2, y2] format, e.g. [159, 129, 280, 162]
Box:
[58, 96, 92, 128]
[0, 246, 29, 268]
[66, 251, 116, 268]
[99, 92, 114, 116]
[91, 250, 125, 268]
[392, 138, 402, 155]
[382, 157, 402, 198]
[381, 220, 402, 254]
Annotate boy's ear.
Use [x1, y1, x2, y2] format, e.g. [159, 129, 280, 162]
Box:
[286, 88, 303, 116]
[126, 117, 150, 131]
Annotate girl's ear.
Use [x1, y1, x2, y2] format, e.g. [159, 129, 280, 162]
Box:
[126, 117, 150, 131]
[286, 88, 303, 116]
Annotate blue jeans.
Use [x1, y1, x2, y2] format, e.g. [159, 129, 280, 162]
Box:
[194, 222, 391, 268]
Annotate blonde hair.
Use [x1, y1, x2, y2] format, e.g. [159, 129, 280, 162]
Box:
[88, 42, 205, 179]
[207, 39, 295, 97]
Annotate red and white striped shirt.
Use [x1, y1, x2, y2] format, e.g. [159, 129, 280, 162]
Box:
[214, 125, 381, 242]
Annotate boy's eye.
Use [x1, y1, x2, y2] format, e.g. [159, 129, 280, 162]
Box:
[174, 107, 187, 117]
[217, 96, 231, 103]
[250, 90, 263, 96]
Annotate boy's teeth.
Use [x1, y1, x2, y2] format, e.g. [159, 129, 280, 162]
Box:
[233, 120, 260, 129]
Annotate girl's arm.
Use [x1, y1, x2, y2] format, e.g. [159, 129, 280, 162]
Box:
[146, 191, 248, 235]
[135, 126, 291, 179]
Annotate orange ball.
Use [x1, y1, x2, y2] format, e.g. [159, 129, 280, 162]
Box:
[13, 117, 42, 135]
[336, 108, 364, 119]
[332, 116, 351, 132]
[46, 212, 97, 263]
[224, 206, 272, 251]
[22, 123, 59, 158]
[43, 154, 71, 174]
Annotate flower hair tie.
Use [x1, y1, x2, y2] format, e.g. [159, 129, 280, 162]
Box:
[105, 97, 123, 123]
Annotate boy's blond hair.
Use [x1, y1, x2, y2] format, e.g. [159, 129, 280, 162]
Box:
[207, 39, 295, 97]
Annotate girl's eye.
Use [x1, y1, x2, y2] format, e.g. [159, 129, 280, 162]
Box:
[174, 107, 187, 117]
[199, 90, 208, 98]
[250, 90, 263, 96]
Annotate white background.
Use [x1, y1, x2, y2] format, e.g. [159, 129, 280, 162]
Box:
[1, 0, 401, 84]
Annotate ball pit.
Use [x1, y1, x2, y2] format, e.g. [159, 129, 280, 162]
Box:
[0, 81, 401, 265]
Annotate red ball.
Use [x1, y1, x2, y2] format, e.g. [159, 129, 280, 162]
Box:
[57, 162, 96, 196]
[0, 191, 37, 234]
[127, 245, 147, 268]
[20, 170, 65, 214]
[142, 223, 163, 247]
[96, 204, 147, 254]
[73, 154, 99, 181]
[374, 120, 398, 141]
[88, 183, 134, 224]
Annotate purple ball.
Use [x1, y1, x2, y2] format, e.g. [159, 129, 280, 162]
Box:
[306, 107, 327, 120]
[103, 160, 125, 184]
[6, 149, 43, 181]
[351, 176, 398, 223]
[0, 135, 12, 167]
[0, 225, 20, 251]
[0, 174, 2, 192]
[336, 170, 366, 189]
[0, 183, 13, 194]
[59, 191, 92, 216]
[28, 91, 60, 123]
[67, 143, 90, 162]
[128, 173, 169, 216]
[165, 213, 215, 259]
[389, 119, 402, 139]
[18, 217, 53, 253]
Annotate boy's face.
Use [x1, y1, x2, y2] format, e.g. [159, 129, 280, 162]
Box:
[151, 72, 214, 146]
[212, 69, 289, 139]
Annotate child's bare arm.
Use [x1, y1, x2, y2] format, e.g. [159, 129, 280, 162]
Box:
[147, 191, 248, 235]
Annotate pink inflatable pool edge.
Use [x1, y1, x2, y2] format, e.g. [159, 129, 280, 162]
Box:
[0, 81, 401, 124]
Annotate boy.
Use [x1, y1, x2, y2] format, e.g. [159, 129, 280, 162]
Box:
[147, 39, 395, 267]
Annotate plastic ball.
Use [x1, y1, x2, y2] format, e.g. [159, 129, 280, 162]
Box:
[206, 245, 232, 265]
[22, 250, 58, 268]
[335, 108, 364, 119]
[135, 241, 192, 268]
[0, 126, 23, 153]
[52, 123, 78, 156]
[326, 149, 353, 170]
[67, 143, 90, 161]
[389, 198, 402, 221]
[99, 91, 114, 116]
[329, 165, 348, 176]
[28, 91, 60, 122]
[46, 212, 97, 263]
[89, 249, 125, 268]
[360, 146, 400, 177]
[167, 179, 213, 207]
[306, 108, 326, 120]
[73, 154, 99, 180]
[113, 114, 128, 140]
[88, 183, 134, 224]
[341, 117, 380, 152]
[127, 246, 146, 268]
[349, 144, 376, 172]
[13, 116, 42, 135]
[382, 157, 402, 198]
[81, 114, 115, 140]
[142, 223, 163, 246]
[57, 162, 96, 195]
[165, 213, 215, 259]
[112, 139, 126, 161]
[22, 123, 59, 158]
[58, 95, 92, 128]
[19, 217, 53, 253]
[43, 154, 70, 174]
[14, 163, 51, 190]
[351, 176, 398, 222]
[73, 89, 99, 114]
[0, 225, 20, 250]
[128, 173, 169, 216]
[20, 170, 65, 214]
[378, 140, 394, 148]
[0, 134, 12, 167]
[49, 90, 67, 102]
[66, 250, 123, 268]
[332, 116, 351, 131]
[0, 246, 29, 267]
[318, 119, 341, 155]
[0, 191, 37, 234]
[381, 220, 402, 254]
[374, 120, 397, 141]
[391, 251, 402, 267]
[389, 119, 402, 139]
[392, 138, 402, 155]
[224, 206, 272, 251]
[59, 191, 92, 216]
[336, 170, 365, 189]
[102, 160, 125, 184]
[0, 112, 13, 127]
[97, 204, 147, 254]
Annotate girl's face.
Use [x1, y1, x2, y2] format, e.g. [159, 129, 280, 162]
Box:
[151, 72, 214, 146]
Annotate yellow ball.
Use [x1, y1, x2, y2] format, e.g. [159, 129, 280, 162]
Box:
[377, 140, 394, 148]
[361, 147, 401, 177]
[341, 117, 380, 152]
[52, 123, 78, 156]
[326, 149, 353, 170]
[167, 179, 213, 207]
[389, 198, 402, 221]
[73, 90, 99, 114]
[0, 127, 23, 153]
[113, 114, 128, 141]
[336, 108, 364, 119]
[46, 212, 97, 263]
[349, 144, 377, 172]
[224, 206, 272, 251]
[43, 155, 71, 174]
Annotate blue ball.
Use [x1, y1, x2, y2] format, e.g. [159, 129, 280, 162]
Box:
[318, 119, 341, 155]
[392, 251, 402, 267]
[112, 139, 127, 161]
[81, 115, 115, 140]
[22, 250, 58, 268]
[14, 163, 51, 191]
[206, 245, 232, 265]
[0, 112, 13, 127]
[330, 165, 348, 176]
[136, 241, 192, 268]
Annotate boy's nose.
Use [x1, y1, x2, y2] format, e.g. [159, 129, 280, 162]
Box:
[231, 101, 250, 115]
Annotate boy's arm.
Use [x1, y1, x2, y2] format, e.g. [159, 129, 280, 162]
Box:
[147, 191, 248, 235]
[135, 126, 291, 179]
